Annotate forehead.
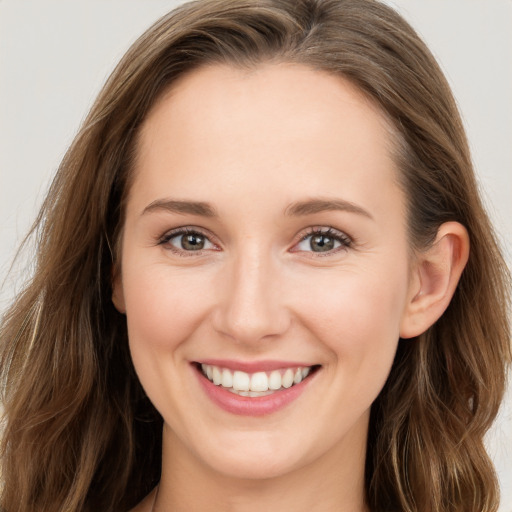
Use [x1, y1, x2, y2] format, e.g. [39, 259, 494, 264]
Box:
[139, 62, 396, 154]
[129, 63, 403, 222]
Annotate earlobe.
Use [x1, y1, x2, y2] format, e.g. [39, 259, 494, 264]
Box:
[400, 222, 469, 339]
[111, 268, 126, 314]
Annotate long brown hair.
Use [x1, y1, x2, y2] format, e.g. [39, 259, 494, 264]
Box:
[1, 1, 510, 511]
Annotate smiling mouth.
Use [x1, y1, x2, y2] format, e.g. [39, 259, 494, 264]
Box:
[196, 363, 321, 397]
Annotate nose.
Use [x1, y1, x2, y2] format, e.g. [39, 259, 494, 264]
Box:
[211, 248, 291, 345]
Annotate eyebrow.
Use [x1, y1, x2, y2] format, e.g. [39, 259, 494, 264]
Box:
[142, 199, 218, 217]
[141, 197, 373, 220]
[284, 198, 373, 219]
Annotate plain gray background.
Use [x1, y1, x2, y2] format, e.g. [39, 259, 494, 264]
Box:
[0, 1, 511, 509]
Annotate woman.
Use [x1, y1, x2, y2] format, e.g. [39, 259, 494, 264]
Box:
[0, 1, 510, 511]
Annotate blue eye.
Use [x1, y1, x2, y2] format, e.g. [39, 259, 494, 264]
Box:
[295, 228, 351, 253]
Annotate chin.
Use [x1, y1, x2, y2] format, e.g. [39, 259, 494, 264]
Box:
[207, 452, 302, 481]
[193, 431, 315, 481]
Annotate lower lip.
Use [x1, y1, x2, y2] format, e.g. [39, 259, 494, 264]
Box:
[194, 365, 317, 417]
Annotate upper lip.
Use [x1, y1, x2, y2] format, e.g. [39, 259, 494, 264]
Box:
[194, 359, 318, 373]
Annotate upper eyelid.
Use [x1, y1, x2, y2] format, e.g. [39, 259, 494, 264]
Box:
[159, 226, 218, 244]
[295, 226, 352, 243]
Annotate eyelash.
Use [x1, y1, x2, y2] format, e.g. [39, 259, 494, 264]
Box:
[157, 226, 353, 257]
[295, 227, 353, 256]
[158, 227, 219, 257]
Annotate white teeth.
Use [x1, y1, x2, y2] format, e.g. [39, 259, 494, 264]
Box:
[250, 372, 269, 392]
[233, 371, 250, 391]
[233, 390, 275, 397]
[282, 369, 294, 388]
[200, 364, 315, 395]
[268, 370, 282, 390]
[212, 366, 222, 385]
[221, 368, 233, 388]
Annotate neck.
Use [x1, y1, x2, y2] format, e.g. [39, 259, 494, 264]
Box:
[154, 423, 369, 512]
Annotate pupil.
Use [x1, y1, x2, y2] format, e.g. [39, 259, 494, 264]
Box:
[311, 234, 334, 252]
[182, 234, 204, 250]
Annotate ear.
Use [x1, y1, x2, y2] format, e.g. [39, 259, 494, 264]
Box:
[111, 266, 126, 314]
[400, 222, 469, 339]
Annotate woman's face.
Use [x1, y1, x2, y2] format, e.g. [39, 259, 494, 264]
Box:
[115, 63, 418, 481]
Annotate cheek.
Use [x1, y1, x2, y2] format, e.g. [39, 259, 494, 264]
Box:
[121, 264, 211, 416]
[122, 264, 209, 354]
[294, 262, 409, 370]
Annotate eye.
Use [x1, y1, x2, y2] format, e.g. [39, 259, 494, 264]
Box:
[159, 228, 217, 254]
[294, 227, 352, 254]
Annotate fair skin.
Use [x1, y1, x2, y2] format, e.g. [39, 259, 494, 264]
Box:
[116, 63, 469, 512]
